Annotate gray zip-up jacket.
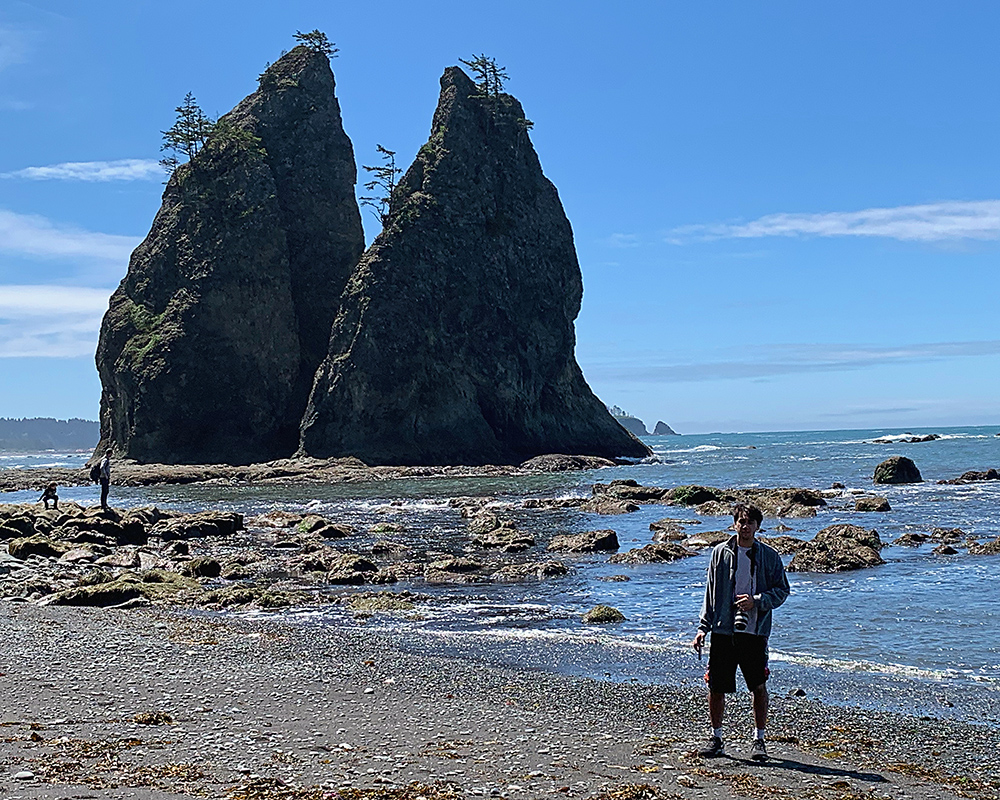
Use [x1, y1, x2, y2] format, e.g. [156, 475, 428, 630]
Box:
[698, 535, 789, 638]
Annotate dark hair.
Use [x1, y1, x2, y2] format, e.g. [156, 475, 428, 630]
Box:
[732, 502, 763, 526]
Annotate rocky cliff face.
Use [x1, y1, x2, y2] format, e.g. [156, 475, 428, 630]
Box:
[95, 47, 363, 464]
[300, 67, 650, 465]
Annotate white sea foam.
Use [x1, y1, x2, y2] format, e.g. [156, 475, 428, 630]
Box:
[658, 445, 723, 455]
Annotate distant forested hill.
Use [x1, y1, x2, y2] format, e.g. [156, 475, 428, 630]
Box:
[0, 418, 99, 451]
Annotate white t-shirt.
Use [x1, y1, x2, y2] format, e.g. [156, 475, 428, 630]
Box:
[734, 545, 758, 634]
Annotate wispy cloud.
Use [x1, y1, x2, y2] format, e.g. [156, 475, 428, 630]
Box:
[603, 233, 641, 248]
[586, 340, 1000, 384]
[0, 24, 30, 72]
[2, 159, 162, 182]
[0, 285, 110, 357]
[670, 200, 1000, 243]
[0, 208, 139, 265]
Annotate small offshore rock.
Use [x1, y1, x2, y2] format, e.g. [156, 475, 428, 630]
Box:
[580, 496, 640, 515]
[520, 454, 616, 471]
[788, 524, 884, 573]
[683, 530, 731, 549]
[933, 544, 959, 555]
[609, 543, 697, 564]
[938, 468, 1000, 485]
[582, 604, 626, 624]
[547, 530, 619, 553]
[855, 495, 891, 512]
[873, 456, 922, 484]
[894, 532, 928, 547]
[667, 485, 724, 506]
[757, 535, 807, 555]
[969, 538, 1000, 555]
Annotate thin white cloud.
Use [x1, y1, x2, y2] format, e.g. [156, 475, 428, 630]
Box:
[586, 340, 1000, 384]
[0, 284, 110, 357]
[3, 159, 162, 182]
[0, 24, 30, 71]
[0, 208, 140, 264]
[670, 200, 1000, 243]
[603, 233, 641, 248]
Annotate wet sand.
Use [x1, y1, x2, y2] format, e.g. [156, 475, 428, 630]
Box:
[1, 603, 997, 800]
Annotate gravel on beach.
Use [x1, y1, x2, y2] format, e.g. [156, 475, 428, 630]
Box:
[1, 603, 998, 800]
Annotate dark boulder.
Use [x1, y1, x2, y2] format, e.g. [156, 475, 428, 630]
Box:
[683, 530, 732, 549]
[491, 561, 568, 582]
[579, 497, 639, 515]
[520, 454, 616, 471]
[970, 538, 1000, 555]
[757, 535, 807, 555]
[667, 485, 725, 506]
[788, 524, 885, 573]
[95, 45, 363, 465]
[873, 456, 922, 484]
[548, 529, 620, 553]
[938, 469, 1000, 485]
[582, 604, 626, 624]
[592, 479, 671, 504]
[298, 66, 650, 466]
[855, 495, 891, 512]
[608, 543, 697, 564]
[152, 511, 243, 541]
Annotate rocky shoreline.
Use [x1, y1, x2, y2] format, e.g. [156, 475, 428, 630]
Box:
[0, 455, 621, 493]
[2, 473, 999, 611]
[0, 603, 997, 800]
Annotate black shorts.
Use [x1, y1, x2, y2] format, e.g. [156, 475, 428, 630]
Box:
[706, 633, 769, 693]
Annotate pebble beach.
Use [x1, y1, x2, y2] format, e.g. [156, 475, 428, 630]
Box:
[1, 603, 998, 800]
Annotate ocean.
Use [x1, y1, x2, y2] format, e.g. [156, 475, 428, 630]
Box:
[2, 425, 998, 726]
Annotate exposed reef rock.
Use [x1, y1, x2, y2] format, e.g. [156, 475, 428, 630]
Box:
[653, 421, 678, 435]
[300, 67, 650, 466]
[95, 46, 363, 465]
[788, 524, 885, 573]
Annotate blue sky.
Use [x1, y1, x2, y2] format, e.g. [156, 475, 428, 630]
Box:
[1, 1, 998, 433]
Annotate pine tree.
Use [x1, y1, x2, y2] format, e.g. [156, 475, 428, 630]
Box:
[459, 54, 509, 98]
[359, 145, 402, 227]
[294, 29, 338, 59]
[160, 92, 215, 173]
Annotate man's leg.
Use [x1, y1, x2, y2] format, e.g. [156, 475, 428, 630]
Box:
[751, 683, 768, 730]
[100, 480, 109, 509]
[709, 690, 726, 729]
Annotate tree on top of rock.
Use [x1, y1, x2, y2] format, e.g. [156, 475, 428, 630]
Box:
[294, 29, 338, 59]
[458, 55, 533, 130]
[359, 144, 401, 228]
[459, 54, 509, 98]
[159, 92, 215, 174]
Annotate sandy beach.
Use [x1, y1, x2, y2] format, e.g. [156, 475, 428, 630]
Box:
[1, 603, 997, 800]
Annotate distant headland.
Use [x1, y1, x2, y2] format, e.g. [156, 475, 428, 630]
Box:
[0, 418, 98, 452]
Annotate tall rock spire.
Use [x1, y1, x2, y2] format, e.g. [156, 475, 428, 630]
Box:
[95, 45, 364, 464]
[300, 67, 650, 465]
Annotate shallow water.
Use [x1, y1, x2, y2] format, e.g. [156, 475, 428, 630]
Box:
[3, 425, 999, 724]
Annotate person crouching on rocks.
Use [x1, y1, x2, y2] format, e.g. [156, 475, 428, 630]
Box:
[39, 482, 58, 510]
[99, 449, 112, 511]
[691, 502, 789, 762]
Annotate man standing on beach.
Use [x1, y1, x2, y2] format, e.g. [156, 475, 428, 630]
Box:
[691, 502, 789, 762]
[99, 449, 111, 511]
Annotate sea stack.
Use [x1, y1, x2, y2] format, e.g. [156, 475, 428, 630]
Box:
[300, 67, 650, 466]
[95, 46, 364, 464]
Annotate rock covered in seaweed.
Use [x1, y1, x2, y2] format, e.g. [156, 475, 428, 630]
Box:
[299, 66, 650, 466]
[95, 45, 363, 465]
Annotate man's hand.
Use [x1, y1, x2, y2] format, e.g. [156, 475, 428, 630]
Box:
[692, 630, 705, 655]
[735, 594, 755, 612]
